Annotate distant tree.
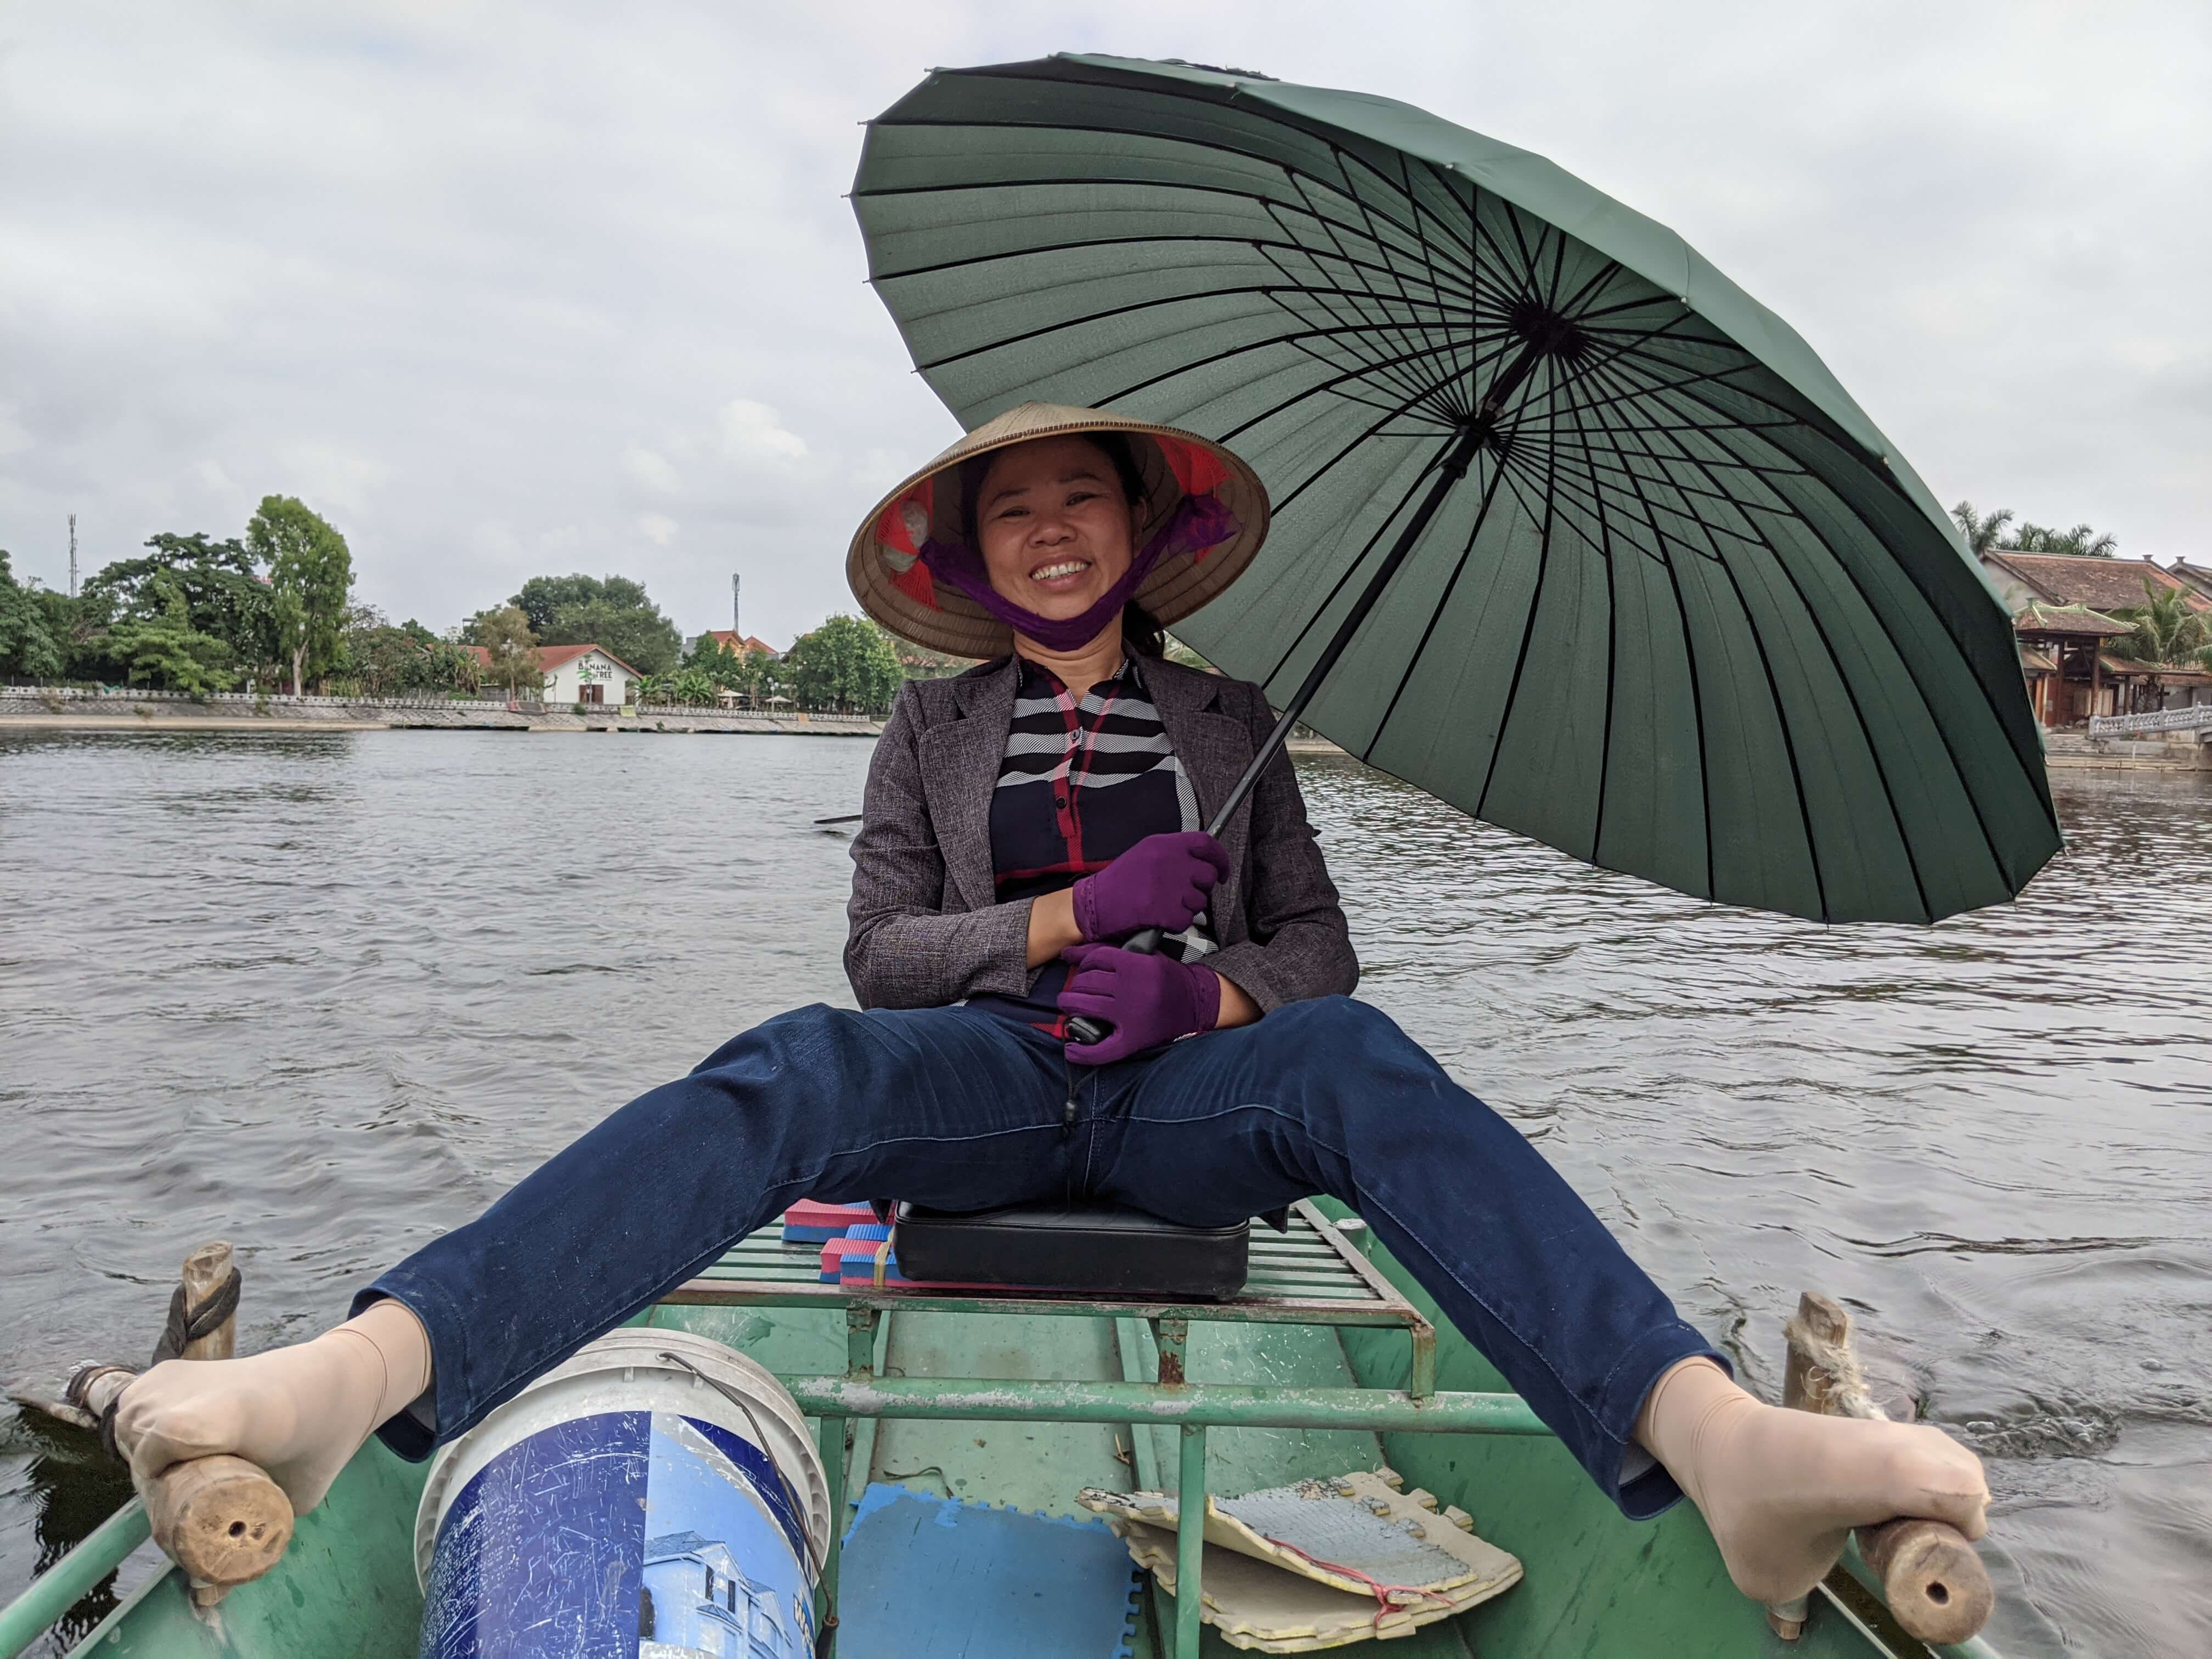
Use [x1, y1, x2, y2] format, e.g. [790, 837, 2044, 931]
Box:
[493, 573, 682, 676]
[670, 665, 716, 706]
[2109, 575, 2211, 667]
[434, 639, 484, 693]
[891, 639, 970, 681]
[77, 531, 278, 681]
[0, 550, 66, 681]
[105, 576, 236, 695]
[1949, 503, 2016, 556]
[2010, 521, 2118, 558]
[475, 605, 540, 695]
[249, 496, 353, 694]
[783, 614, 903, 715]
[1161, 634, 1218, 673]
[693, 636, 749, 691]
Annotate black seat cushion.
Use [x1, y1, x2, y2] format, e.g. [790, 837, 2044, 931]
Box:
[892, 1201, 1249, 1301]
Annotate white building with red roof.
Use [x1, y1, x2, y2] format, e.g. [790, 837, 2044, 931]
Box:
[464, 642, 640, 706]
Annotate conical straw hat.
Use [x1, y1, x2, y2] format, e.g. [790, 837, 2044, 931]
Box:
[845, 402, 1270, 659]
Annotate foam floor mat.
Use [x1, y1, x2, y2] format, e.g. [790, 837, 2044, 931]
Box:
[833, 1483, 1142, 1659]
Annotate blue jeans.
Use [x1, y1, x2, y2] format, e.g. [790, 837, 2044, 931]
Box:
[360, 997, 1721, 1518]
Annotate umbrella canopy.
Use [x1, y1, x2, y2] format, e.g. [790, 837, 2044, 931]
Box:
[852, 54, 2061, 924]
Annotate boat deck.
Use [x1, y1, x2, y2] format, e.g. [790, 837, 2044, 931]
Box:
[659, 1200, 1475, 1654]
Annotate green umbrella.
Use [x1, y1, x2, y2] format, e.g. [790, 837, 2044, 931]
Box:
[852, 54, 2061, 923]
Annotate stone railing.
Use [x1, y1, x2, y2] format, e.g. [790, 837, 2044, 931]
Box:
[2087, 704, 2212, 738]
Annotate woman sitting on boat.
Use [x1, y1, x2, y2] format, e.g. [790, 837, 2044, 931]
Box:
[112, 404, 1989, 1610]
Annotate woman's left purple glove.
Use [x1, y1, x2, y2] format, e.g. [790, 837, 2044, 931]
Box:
[1058, 943, 1222, 1065]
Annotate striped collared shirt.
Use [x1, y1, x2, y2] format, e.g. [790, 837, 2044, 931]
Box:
[983, 654, 1217, 1029]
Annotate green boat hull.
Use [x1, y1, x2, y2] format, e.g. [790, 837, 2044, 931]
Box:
[38, 1210, 1986, 1658]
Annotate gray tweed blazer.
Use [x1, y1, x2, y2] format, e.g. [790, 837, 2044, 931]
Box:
[844, 654, 1358, 1015]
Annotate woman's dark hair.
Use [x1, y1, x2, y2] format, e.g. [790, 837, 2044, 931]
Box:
[961, 430, 1166, 656]
[1121, 599, 1167, 659]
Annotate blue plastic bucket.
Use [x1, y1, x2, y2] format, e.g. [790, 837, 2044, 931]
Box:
[413, 1329, 831, 1658]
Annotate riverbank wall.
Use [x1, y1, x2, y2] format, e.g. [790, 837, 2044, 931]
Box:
[2043, 730, 2212, 772]
[0, 687, 883, 737]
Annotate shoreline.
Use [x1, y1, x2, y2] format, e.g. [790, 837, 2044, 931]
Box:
[7, 713, 2199, 772]
[0, 699, 884, 737]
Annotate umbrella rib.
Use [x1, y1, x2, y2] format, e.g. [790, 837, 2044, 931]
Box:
[1546, 370, 1718, 900]
[1628, 347, 2052, 845]
[907, 282, 1479, 374]
[1566, 360, 2026, 898]
[1459, 172, 1482, 416]
[1393, 149, 1458, 419]
[1690, 465, 1937, 921]
[863, 112, 1440, 255]
[1259, 436, 1462, 690]
[871, 231, 1476, 304]
[1539, 446, 1798, 543]
[1257, 347, 1517, 514]
[869, 95, 1505, 270]
[1519, 352, 1800, 432]
[1363, 447, 1515, 760]
[1250, 220, 1455, 415]
[1313, 149, 1452, 414]
[1503, 313, 1757, 424]
[1080, 327, 1503, 469]
[1676, 426, 2018, 901]
[872, 88, 1650, 347]
[1579, 358, 1832, 919]
[1561, 364, 1621, 867]
[1472, 428, 1562, 823]
[1543, 425, 1802, 459]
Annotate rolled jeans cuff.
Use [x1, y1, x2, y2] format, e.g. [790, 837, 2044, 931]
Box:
[1596, 1323, 1734, 1521]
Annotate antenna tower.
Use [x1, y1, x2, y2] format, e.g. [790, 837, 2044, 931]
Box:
[732, 572, 741, 640]
[68, 514, 78, 597]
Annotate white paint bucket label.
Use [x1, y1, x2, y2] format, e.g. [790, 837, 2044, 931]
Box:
[419, 1408, 815, 1658]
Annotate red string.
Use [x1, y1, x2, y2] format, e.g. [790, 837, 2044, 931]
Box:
[1251, 1532, 1460, 1632]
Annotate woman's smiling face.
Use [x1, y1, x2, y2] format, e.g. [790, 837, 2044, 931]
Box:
[973, 436, 1139, 622]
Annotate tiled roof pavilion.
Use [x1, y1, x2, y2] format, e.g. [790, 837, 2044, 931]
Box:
[1987, 551, 2210, 614]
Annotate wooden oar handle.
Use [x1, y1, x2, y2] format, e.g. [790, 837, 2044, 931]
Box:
[74, 1363, 295, 1600]
[1857, 1517, 1993, 1647]
[144, 1454, 295, 1595]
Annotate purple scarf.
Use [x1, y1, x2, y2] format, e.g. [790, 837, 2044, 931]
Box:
[917, 492, 1240, 652]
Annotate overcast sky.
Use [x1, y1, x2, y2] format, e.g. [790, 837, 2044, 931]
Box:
[3, 1, 2205, 648]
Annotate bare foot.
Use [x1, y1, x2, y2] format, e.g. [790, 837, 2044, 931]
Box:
[111, 1299, 431, 1517]
[1636, 1358, 1988, 1603]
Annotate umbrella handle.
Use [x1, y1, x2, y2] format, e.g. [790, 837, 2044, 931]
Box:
[1063, 928, 1164, 1046]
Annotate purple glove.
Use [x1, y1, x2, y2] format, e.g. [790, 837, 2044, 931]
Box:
[1070, 832, 1231, 942]
[1058, 943, 1222, 1065]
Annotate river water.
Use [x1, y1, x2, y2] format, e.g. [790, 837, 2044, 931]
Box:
[1, 728, 2206, 1656]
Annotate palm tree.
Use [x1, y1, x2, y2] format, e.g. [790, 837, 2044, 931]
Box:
[2011, 521, 2118, 558]
[2110, 576, 2211, 667]
[1950, 502, 2015, 555]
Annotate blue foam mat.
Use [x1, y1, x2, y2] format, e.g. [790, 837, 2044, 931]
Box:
[834, 1483, 1141, 1659]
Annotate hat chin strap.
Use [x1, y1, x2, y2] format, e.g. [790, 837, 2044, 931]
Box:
[918, 493, 1239, 654]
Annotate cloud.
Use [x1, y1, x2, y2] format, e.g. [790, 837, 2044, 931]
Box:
[622, 444, 682, 496]
[0, 1, 2204, 642]
[717, 400, 808, 466]
[637, 512, 679, 546]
